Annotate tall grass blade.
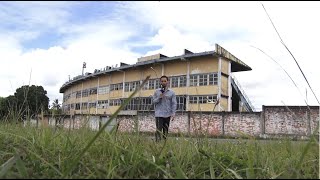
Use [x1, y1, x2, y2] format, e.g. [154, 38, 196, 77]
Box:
[15, 156, 28, 178]
[64, 75, 150, 177]
[0, 156, 18, 178]
[227, 168, 243, 179]
[170, 152, 188, 179]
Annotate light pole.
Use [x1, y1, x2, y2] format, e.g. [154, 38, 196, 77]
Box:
[82, 62, 86, 76]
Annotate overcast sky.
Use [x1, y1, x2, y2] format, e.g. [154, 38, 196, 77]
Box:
[0, 1, 319, 111]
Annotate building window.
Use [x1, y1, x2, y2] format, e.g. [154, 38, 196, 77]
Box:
[75, 103, 80, 110]
[110, 83, 123, 91]
[176, 95, 186, 110]
[199, 74, 208, 86]
[207, 95, 217, 103]
[115, 99, 120, 106]
[109, 99, 121, 106]
[76, 91, 81, 98]
[189, 73, 218, 87]
[209, 73, 218, 85]
[190, 75, 198, 86]
[198, 96, 206, 104]
[82, 89, 89, 97]
[81, 102, 88, 109]
[63, 93, 71, 102]
[139, 97, 153, 110]
[171, 76, 179, 88]
[89, 102, 96, 108]
[110, 84, 115, 91]
[124, 83, 130, 92]
[71, 92, 76, 98]
[118, 83, 123, 90]
[89, 87, 97, 95]
[63, 104, 69, 111]
[189, 95, 217, 104]
[149, 79, 155, 90]
[155, 79, 160, 89]
[98, 86, 109, 94]
[142, 81, 149, 90]
[123, 98, 140, 110]
[189, 96, 198, 104]
[180, 76, 187, 87]
[97, 100, 108, 109]
[128, 81, 140, 92]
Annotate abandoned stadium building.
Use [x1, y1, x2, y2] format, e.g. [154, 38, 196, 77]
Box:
[60, 44, 254, 115]
[57, 44, 319, 139]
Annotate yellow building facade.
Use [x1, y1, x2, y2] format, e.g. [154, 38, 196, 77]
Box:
[60, 44, 254, 115]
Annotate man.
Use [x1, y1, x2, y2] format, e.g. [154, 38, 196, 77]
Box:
[152, 75, 177, 142]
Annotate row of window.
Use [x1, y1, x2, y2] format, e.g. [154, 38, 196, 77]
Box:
[190, 74, 218, 86]
[189, 95, 217, 104]
[63, 95, 217, 111]
[63, 73, 219, 102]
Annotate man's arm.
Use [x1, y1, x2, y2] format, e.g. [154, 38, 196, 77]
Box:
[152, 90, 162, 104]
[171, 92, 177, 119]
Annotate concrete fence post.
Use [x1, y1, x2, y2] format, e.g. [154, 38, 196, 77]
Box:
[187, 111, 191, 135]
[261, 105, 266, 136]
[72, 115, 75, 129]
[222, 112, 225, 136]
[99, 115, 102, 130]
[307, 109, 311, 136]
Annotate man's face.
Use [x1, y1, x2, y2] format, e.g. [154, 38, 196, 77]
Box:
[160, 77, 168, 88]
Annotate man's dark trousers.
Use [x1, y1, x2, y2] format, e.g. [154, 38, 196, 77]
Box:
[155, 117, 170, 142]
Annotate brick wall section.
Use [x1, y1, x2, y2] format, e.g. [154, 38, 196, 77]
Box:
[264, 106, 319, 136]
[43, 106, 319, 139]
[224, 113, 261, 137]
[137, 114, 156, 133]
[167, 113, 189, 134]
[117, 113, 189, 134]
[310, 108, 319, 133]
[117, 115, 136, 132]
[189, 113, 223, 136]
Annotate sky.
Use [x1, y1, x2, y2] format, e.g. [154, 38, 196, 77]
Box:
[0, 1, 319, 111]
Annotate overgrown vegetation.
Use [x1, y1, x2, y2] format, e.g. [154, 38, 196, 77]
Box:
[0, 123, 318, 179]
[0, 85, 61, 122]
[0, 74, 318, 179]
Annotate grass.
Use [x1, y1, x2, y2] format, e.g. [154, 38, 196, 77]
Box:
[0, 122, 318, 179]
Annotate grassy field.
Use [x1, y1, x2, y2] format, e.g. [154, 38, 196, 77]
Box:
[0, 122, 318, 179]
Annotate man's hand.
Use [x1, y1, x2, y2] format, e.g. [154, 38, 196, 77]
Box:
[170, 115, 175, 121]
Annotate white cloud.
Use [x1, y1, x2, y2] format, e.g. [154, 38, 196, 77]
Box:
[123, 1, 320, 110]
[0, 1, 319, 110]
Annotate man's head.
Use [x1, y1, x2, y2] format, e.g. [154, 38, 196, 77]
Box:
[160, 75, 169, 88]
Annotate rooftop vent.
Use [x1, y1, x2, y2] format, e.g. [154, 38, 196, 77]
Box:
[184, 49, 194, 55]
[137, 53, 167, 63]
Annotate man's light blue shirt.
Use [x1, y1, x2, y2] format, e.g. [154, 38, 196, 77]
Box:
[152, 88, 177, 118]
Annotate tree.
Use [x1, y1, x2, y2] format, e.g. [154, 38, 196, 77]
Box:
[0, 85, 49, 122]
[0, 97, 6, 119]
[0, 95, 19, 121]
[50, 99, 62, 115]
[13, 85, 49, 118]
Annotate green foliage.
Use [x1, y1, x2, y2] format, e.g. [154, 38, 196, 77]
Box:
[0, 124, 318, 179]
[0, 97, 6, 119]
[49, 99, 62, 115]
[14, 85, 49, 116]
[0, 85, 49, 121]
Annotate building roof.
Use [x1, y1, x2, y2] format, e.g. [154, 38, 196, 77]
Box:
[60, 44, 252, 93]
